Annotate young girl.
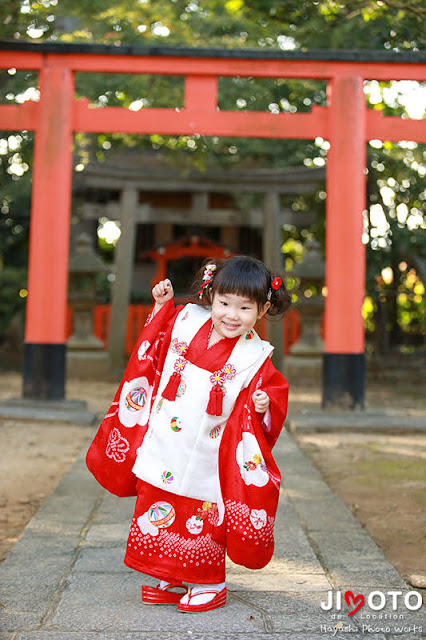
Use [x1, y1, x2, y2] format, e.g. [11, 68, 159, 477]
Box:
[87, 255, 290, 613]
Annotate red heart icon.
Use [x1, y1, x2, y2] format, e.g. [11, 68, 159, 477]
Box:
[344, 590, 365, 616]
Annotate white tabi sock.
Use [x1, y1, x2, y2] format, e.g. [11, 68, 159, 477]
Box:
[179, 582, 226, 605]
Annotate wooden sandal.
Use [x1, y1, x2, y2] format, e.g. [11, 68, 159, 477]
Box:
[141, 582, 188, 605]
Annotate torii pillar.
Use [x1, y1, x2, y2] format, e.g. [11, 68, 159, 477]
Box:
[23, 63, 73, 400]
[323, 75, 366, 409]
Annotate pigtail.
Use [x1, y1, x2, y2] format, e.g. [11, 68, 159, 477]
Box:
[266, 274, 291, 317]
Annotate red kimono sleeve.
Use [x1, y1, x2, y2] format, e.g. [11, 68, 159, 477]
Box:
[219, 358, 288, 569]
[86, 300, 181, 497]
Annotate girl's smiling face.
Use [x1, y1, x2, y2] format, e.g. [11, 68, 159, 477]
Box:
[210, 292, 270, 340]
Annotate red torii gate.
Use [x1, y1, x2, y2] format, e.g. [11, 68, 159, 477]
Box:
[0, 42, 425, 409]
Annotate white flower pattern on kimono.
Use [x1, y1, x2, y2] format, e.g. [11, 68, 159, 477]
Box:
[118, 376, 152, 428]
[137, 340, 150, 360]
[106, 428, 130, 463]
[137, 511, 159, 537]
[250, 508, 267, 530]
[186, 515, 204, 535]
[236, 432, 269, 487]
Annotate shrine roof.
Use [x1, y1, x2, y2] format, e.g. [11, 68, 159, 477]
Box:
[74, 153, 325, 194]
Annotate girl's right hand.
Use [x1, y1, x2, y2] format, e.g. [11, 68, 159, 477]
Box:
[152, 279, 174, 309]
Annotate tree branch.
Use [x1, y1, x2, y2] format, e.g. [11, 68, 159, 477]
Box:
[344, 0, 425, 20]
[373, 0, 425, 18]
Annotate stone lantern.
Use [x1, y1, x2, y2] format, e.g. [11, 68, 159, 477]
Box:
[67, 232, 111, 378]
[286, 237, 325, 383]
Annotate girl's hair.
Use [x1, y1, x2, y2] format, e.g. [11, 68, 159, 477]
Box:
[192, 255, 291, 317]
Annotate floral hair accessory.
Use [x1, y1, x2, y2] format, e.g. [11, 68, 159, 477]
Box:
[198, 263, 217, 299]
[271, 277, 282, 290]
[267, 276, 282, 301]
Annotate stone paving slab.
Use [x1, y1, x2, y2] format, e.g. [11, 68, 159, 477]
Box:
[73, 546, 133, 573]
[83, 523, 131, 546]
[90, 493, 136, 525]
[226, 569, 332, 592]
[306, 529, 406, 588]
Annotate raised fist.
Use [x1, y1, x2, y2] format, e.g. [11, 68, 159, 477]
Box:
[152, 279, 174, 310]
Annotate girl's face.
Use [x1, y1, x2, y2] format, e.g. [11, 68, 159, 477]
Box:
[211, 292, 270, 340]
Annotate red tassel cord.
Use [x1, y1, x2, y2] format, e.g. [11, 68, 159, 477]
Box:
[207, 384, 224, 416]
[162, 358, 187, 401]
[162, 372, 181, 401]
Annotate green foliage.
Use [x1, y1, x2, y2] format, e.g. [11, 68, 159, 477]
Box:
[0, 130, 32, 269]
[1, 1, 423, 49]
[0, 267, 27, 341]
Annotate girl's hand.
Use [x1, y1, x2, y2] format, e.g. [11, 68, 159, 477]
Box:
[252, 390, 270, 414]
[152, 279, 174, 313]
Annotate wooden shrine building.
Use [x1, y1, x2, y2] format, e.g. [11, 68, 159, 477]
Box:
[75, 153, 324, 370]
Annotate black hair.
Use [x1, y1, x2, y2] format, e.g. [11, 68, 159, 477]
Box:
[192, 255, 291, 317]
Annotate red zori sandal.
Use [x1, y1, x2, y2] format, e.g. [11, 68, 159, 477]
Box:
[177, 586, 227, 613]
[141, 583, 188, 605]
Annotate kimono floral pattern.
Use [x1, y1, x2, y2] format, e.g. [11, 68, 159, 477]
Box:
[250, 508, 267, 530]
[186, 501, 219, 535]
[186, 515, 204, 535]
[173, 357, 187, 373]
[236, 432, 269, 487]
[137, 340, 150, 361]
[225, 500, 274, 541]
[106, 428, 130, 463]
[171, 339, 189, 356]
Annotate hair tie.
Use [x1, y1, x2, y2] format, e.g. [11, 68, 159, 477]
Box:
[267, 276, 282, 301]
[198, 263, 217, 299]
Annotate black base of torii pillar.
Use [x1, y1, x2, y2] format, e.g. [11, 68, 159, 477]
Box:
[322, 354, 365, 410]
[0, 343, 95, 424]
[23, 343, 66, 400]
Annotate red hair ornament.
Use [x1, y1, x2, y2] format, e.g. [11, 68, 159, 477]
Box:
[198, 263, 217, 299]
[267, 276, 282, 300]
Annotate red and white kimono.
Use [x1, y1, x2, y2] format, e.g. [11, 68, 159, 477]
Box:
[87, 301, 289, 585]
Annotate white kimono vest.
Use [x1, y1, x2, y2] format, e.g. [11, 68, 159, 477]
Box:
[132, 304, 273, 503]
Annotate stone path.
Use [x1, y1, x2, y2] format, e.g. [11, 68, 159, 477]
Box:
[0, 430, 425, 640]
